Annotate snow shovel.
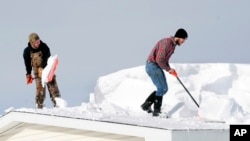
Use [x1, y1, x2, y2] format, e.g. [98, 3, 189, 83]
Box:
[170, 71, 200, 108]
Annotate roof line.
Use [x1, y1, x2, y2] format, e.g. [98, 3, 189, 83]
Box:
[6, 110, 171, 130]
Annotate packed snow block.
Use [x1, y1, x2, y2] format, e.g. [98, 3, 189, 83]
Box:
[94, 66, 156, 111]
[41, 54, 58, 87]
[229, 86, 250, 114]
[199, 92, 243, 121]
[92, 63, 249, 121]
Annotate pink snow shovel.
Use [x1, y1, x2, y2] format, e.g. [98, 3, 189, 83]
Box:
[170, 71, 200, 108]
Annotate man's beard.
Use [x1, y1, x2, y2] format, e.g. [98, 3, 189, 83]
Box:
[176, 39, 181, 46]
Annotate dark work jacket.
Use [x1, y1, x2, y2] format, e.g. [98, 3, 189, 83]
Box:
[23, 41, 51, 75]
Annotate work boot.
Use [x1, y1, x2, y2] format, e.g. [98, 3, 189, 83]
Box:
[153, 96, 163, 117]
[141, 91, 156, 113]
[36, 103, 43, 109]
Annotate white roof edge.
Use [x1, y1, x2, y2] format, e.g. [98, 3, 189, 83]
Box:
[0, 111, 170, 139]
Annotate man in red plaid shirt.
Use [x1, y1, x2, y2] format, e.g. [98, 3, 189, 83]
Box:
[141, 28, 188, 117]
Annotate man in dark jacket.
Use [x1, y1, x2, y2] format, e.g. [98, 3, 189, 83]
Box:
[23, 33, 61, 109]
[141, 28, 188, 116]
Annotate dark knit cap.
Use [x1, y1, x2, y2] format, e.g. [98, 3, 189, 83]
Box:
[174, 28, 188, 39]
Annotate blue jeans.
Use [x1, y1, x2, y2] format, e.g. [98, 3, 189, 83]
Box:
[146, 62, 168, 96]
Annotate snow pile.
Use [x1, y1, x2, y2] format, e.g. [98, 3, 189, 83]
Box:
[55, 97, 67, 108]
[6, 63, 250, 129]
[93, 63, 250, 123]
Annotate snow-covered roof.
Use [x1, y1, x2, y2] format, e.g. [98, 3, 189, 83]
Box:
[4, 63, 250, 141]
[0, 111, 228, 141]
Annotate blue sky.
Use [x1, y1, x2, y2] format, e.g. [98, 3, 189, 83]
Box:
[0, 0, 249, 115]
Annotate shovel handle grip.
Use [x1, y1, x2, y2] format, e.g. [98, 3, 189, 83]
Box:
[169, 71, 178, 77]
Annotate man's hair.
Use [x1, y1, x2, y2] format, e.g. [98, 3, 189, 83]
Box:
[29, 33, 40, 44]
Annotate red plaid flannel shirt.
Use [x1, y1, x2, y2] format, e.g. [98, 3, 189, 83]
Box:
[147, 37, 176, 71]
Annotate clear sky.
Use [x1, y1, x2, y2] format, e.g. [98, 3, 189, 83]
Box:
[0, 0, 250, 114]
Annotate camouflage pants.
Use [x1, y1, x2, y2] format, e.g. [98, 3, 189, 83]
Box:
[31, 51, 61, 109]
